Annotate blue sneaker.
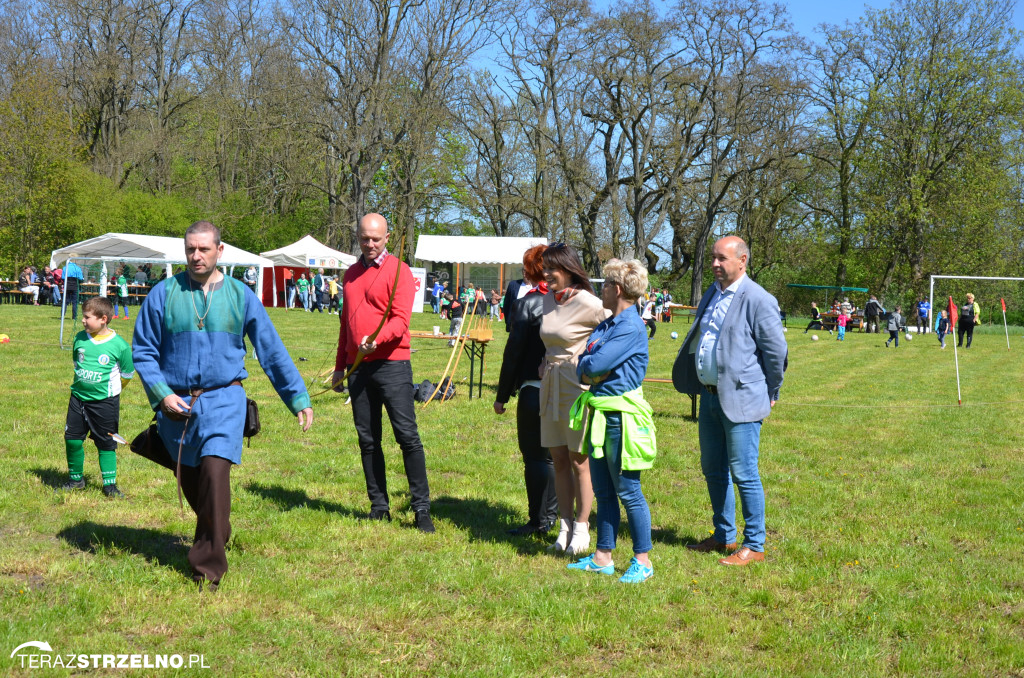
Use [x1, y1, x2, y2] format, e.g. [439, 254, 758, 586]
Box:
[566, 554, 615, 575]
[619, 557, 653, 584]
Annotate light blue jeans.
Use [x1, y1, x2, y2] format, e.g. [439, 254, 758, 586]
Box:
[299, 289, 309, 310]
[698, 391, 765, 552]
[588, 413, 653, 555]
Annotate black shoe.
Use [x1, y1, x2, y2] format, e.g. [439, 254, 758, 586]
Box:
[58, 479, 85, 491]
[367, 509, 392, 522]
[102, 483, 125, 498]
[414, 509, 435, 533]
[194, 577, 219, 593]
[507, 522, 542, 536]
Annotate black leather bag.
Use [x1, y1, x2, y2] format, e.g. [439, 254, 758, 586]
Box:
[129, 422, 176, 471]
[243, 398, 260, 444]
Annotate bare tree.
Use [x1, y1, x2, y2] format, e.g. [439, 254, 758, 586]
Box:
[801, 24, 880, 287]
[286, 0, 423, 252]
[501, 0, 609, 273]
[673, 0, 802, 303]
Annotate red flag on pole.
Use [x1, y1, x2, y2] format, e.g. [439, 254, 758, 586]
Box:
[1001, 298, 1007, 312]
[948, 296, 958, 326]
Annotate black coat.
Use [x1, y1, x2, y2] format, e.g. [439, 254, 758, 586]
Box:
[496, 288, 546, 403]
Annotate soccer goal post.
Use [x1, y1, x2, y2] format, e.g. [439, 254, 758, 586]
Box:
[929, 275, 1024, 327]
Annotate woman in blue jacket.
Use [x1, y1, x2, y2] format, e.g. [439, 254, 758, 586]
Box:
[567, 259, 656, 584]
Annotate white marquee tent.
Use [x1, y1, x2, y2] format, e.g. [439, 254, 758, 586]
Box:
[414, 235, 549, 293]
[414, 235, 549, 265]
[50, 232, 273, 345]
[260, 235, 357, 307]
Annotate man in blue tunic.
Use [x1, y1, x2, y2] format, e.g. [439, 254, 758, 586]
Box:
[133, 221, 313, 590]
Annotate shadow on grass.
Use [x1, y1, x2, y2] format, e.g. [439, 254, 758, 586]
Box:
[243, 482, 359, 519]
[431, 494, 553, 555]
[57, 520, 192, 577]
[29, 466, 70, 489]
[651, 526, 716, 549]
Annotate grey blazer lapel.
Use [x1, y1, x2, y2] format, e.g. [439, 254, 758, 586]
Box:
[718, 278, 749, 336]
[683, 286, 717, 346]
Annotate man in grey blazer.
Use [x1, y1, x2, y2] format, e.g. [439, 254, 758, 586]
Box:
[672, 236, 787, 566]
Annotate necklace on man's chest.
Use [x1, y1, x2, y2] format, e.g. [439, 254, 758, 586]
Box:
[189, 276, 216, 329]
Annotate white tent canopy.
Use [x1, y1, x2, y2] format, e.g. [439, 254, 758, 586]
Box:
[259, 235, 356, 307]
[414, 235, 549, 264]
[50, 232, 273, 348]
[260, 235, 357, 269]
[50, 232, 273, 271]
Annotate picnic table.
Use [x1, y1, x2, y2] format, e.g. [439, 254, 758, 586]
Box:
[0, 280, 34, 304]
[410, 329, 493, 400]
[667, 304, 698, 323]
[820, 312, 864, 331]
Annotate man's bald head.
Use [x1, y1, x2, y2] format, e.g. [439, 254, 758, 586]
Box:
[711, 236, 749, 288]
[358, 213, 390, 263]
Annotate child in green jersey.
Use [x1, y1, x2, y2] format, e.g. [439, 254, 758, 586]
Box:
[113, 268, 131, 320]
[60, 297, 135, 497]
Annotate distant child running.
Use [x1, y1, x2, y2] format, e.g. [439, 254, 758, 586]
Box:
[885, 305, 905, 348]
[61, 297, 134, 497]
[113, 268, 131, 320]
[447, 293, 464, 346]
[804, 301, 830, 334]
[935, 309, 950, 349]
[835, 310, 849, 341]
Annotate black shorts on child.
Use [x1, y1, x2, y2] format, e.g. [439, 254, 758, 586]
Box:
[65, 394, 120, 451]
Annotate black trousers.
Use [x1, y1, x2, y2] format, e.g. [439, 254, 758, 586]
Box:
[348, 360, 431, 512]
[516, 386, 558, 527]
[645, 318, 657, 338]
[64, 286, 79, 319]
[175, 455, 232, 586]
[957, 319, 975, 348]
[865, 315, 879, 333]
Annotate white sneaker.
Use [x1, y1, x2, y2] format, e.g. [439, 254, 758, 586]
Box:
[565, 521, 590, 558]
[546, 519, 570, 553]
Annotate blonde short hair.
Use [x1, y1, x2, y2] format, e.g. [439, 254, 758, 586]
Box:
[602, 259, 648, 301]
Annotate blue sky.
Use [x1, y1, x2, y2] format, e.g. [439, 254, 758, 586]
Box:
[783, 0, 1024, 38]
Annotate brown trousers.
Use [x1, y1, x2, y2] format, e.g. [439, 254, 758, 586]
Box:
[175, 455, 232, 586]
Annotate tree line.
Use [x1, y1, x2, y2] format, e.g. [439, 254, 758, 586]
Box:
[0, 0, 1021, 304]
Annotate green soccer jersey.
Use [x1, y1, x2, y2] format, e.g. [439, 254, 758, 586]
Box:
[71, 330, 135, 401]
[117, 275, 128, 297]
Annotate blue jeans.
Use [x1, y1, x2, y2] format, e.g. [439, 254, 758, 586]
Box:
[588, 413, 653, 555]
[698, 391, 765, 552]
[299, 290, 309, 310]
[837, 326, 845, 340]
[287, 286, 296, 308]
[432, 296, 440, 313]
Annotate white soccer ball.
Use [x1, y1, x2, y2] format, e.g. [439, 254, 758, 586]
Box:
[906, 333, 912, 340]
[812, 335, 819, 341]
[670, 331, 678, 339]
[783, 327, 788, 332]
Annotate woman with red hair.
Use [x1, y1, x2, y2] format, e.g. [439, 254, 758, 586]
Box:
[494, 244, 558, 535]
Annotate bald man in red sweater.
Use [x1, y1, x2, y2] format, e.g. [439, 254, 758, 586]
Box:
[332, 213, 434, 532]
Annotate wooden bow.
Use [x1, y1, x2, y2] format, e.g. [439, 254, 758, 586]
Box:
[309, 229, 408, 399]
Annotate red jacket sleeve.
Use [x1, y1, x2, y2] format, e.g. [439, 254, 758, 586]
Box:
[373, 261, 413, 348]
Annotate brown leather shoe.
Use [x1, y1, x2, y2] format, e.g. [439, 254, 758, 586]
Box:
[686, 536, 737, 554]
[718, 547, 765, 566]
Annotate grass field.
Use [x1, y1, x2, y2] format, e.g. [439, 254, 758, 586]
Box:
[2, 303, 1023, 676]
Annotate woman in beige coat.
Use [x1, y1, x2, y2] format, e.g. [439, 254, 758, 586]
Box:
[539, 244, 609, 555]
